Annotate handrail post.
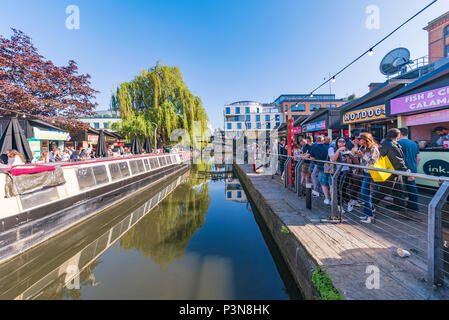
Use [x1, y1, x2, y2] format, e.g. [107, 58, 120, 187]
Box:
[284, 158, 291, 188]
[331, 165, 343, 220]
[296, 159, 304, 196]
[428, 181, 449, 285]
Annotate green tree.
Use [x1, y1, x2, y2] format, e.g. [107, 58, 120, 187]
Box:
[112, 63, 209, 147]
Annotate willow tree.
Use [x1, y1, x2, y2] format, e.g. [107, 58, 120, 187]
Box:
[112, 63, 208, 147]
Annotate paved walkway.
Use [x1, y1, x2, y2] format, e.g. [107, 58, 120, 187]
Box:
[236, 164, 449, 300]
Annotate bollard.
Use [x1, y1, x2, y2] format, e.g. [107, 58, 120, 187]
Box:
[306, 182, 312, 210]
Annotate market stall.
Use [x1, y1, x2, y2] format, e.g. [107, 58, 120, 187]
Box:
[387, 62, 449, 187]
[341, 79, 413, 142]
[301, 109, 342, 140]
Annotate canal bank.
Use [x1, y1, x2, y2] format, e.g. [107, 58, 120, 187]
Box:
[233, 163, 449, 300]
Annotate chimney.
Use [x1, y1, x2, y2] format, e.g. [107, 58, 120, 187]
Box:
[368, 83, 383, 92]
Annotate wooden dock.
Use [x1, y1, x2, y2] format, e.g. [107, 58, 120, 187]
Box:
[234, 164, 449, 300]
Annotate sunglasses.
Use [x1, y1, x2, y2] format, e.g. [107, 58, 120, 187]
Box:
[338, 140, 345, 143]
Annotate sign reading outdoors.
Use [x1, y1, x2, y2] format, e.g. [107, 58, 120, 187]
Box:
[343, 105, 386, 124]
[305, 120, 326, 132]
[390, 85, 449, 115]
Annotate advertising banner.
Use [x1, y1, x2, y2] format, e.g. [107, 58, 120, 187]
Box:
[343, 105, 386, 124]
[390, 85, 449, 115]
[305, 120, 326, 132]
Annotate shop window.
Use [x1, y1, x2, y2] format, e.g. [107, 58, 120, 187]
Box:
[109, 163, 122, 181]
[92, 165, 109, 185]
[136, 159, 145, 172]
[20, 187, 59, 210]
[76, 167, 96, 190]
[119, 161, 130, 177]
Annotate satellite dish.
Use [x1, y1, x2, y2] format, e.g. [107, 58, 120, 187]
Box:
[379, 48, 412, 76]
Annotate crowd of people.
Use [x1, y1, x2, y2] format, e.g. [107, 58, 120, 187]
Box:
[0, 144, 169, 168]
[278, 127, 420, 224]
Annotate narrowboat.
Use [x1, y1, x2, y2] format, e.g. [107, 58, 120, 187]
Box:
[0, 152, 191, 265]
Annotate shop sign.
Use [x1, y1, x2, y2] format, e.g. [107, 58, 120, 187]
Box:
[305, 120, 326, 132]
[291, 126, 302, 134]
[404, 109, 449, 126]
[390, 85, 449, 115]
[88, 135, 98, 144]
[113, 142, 125, 147]
[343, 105, 386, 124]
[423, 159, 449, 177]
[33, 127, 70, 141]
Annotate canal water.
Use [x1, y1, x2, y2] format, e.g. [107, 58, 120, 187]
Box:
[0, 165, 302, 300]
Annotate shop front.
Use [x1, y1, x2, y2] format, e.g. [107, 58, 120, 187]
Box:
[340, 79, 414, 141]
[342, 104, 390, 141]
[27, 119, 70, 159]
[387, 64, 449, 187]
[301, 109, 342, 140]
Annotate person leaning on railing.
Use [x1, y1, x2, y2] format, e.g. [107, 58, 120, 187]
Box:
[371, 128, 409, 213]
[353, 132, 380, 224]
[329, 137, 353, 213]
[346, 135, 363, 212]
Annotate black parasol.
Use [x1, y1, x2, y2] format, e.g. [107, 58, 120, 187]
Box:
[142, 137, 152, 153]
[0, 118, 33, 163]
[95, 129, 107, 158]
[131, 135, 142, 154]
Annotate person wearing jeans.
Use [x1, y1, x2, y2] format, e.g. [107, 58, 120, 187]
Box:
[354, 132, 380, 223]
[398, 128, 420, 211]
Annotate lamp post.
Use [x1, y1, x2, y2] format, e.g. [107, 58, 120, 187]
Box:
[152, 122, 157, 152]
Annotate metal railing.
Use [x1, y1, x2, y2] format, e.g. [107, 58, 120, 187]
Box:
[267, 153, 449, 287]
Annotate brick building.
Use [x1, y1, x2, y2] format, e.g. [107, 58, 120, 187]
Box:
[274, 94, 347, 122]
[424, 11, 449, 63]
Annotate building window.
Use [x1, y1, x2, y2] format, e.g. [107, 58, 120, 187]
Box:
[235, 107, 240, 114]
[237, 123, 242, 130]
[326, 104, 337, 108]
[227, 191, 232, 199]
[226, 107, 230, 114]
[256, 115, 260, 122]
[266, 123, 271, 129]
[103, 123, 108, 129]
[234, 116, 239, 121]
[246, 115, 251, 122]
[94, 122, 100, 129]
[227, 123, 232, 130]
[237, 191, 242, 198]
[265, 115, 270, 122]
[310, 104, 321, 111]
[276, 122, 280, 127]
[446, 25, 449, 36]
[275, 115, 280, 122]
[247, 123, 251, 129]
[256, 123, 261, 129]
[446, 44, 449, 57]
[245, 107, 250, 114]
[291, 105, 306, 112]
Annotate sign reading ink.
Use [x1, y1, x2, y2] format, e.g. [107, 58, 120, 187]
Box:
[423, 159, 449, 177]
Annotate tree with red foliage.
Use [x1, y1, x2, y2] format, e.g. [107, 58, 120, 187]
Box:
[0, 28, 98, 131]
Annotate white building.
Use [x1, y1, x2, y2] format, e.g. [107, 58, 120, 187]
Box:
[223, 101, 282, 140]
[79, 110, 121, 131]
[225, 178, 247, 202]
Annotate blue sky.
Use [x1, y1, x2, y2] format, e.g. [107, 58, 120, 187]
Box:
[1, 0, 448, 129]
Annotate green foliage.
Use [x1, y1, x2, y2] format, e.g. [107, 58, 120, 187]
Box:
[312, 268, 344, 300]
[281, 225, 290, 234]
[112, 62, 209, 146]
[347, 93, 357, 101]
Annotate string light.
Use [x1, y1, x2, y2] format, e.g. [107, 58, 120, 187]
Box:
[331, 76, 336, 83]
[308, 0, 437, 96]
